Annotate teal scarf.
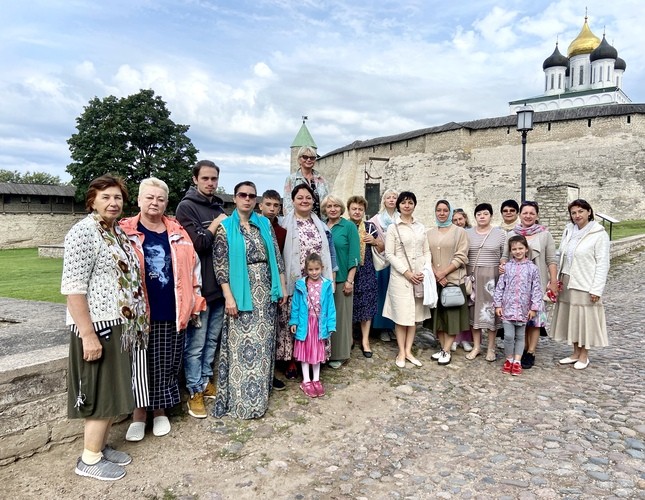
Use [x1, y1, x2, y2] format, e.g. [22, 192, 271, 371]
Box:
[221, 210, 282, 311]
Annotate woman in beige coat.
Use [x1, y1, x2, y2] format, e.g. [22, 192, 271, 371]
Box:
[383, 191, 432, 368]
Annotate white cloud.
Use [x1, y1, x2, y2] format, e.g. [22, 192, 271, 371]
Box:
[0, 0, 644, 195]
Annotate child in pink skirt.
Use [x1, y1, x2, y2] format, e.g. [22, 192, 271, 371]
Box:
[290, 253, 336, 397]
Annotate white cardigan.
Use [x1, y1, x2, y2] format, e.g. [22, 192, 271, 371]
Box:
[558, 221, 610, 297]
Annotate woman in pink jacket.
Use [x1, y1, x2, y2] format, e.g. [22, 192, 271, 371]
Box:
[120, 177, 206, 441]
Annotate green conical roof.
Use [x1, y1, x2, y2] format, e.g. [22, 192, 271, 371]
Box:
[291, 122, 317, 148]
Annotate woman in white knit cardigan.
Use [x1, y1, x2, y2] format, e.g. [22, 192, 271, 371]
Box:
[550, 199, 610, 370]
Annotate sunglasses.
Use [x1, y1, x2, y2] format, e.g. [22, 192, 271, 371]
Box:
[236, 192, 257, 200]
[301, 155, 317, 161]
[502, 208, 517, 213]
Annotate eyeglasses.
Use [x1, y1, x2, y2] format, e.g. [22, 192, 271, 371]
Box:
[236, 192, 257, 200]
[502, 208, 517, 213]
[301, 155, 317, 161]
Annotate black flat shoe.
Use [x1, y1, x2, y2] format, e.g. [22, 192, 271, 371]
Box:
[360, 346, 373, 358]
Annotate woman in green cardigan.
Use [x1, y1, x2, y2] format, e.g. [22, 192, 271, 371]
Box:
[322, 195, 360, 369]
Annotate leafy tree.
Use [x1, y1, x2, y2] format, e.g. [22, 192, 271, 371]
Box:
[67, 89, 198, 212]
[0, 169, 61, 185]
[0, 169, 21, 183]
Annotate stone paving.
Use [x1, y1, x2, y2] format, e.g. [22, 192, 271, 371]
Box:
[0, 251, 644, 499]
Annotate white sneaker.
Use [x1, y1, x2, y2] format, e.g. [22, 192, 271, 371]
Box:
[462, 341, 473, 352]
[431, 351, 442, 360]
[450, 342, 457, 352]
[438, 351, 451, 365]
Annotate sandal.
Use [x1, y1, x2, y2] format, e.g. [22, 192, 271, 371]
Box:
[465, 348, 480, 361]
[486, 349, 497, 362]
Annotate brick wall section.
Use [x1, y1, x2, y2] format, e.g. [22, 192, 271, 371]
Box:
[0, 214, 84, 249]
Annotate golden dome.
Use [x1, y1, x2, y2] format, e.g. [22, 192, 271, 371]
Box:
[567, 17, 601, 57]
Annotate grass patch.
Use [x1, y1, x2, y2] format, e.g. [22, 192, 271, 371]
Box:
[603, 219, 645, 240]
[0, 248, 64, 303]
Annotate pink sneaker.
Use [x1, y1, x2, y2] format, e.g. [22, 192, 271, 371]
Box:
[502, 359, 512, 374]
[312, 381, 325, 397]
[299, 381, 316, 398]
[511, 362, 522, 376]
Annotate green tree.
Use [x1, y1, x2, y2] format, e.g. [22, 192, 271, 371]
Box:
[0, 169, 61, 185]
[67, 89, 198, 212]
[0, 169, 21, 183]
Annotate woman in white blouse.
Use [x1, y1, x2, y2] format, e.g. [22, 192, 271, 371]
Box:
[383, 191, 432, 368]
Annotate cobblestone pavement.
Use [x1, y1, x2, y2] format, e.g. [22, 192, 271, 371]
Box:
[1, 251, 644, 499]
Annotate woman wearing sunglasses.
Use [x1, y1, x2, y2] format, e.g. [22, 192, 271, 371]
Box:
[212, 181, 287, 419]
[283, 146, 330, 218]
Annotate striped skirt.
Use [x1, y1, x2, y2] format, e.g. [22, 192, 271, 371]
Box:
[132, 321, 185, 410]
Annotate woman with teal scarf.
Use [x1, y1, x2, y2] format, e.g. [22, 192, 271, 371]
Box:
[213, 181, 286, 419]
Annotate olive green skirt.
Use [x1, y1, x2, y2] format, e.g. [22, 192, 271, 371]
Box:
[67, 324, 134, 419]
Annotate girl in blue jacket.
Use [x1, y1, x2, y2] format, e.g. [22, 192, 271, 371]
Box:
[290, 253, 336, 398]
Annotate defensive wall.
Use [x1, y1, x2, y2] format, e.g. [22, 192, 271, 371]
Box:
[0, 214, 84, 249]
[313, 104, 645, 227]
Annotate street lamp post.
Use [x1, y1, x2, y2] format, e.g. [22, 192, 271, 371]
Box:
[516, 106, 534, 202]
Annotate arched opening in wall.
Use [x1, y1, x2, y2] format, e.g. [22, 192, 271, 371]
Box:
[627, 116, 631, 124]
[548, 123, 551, 131]
[587, 119, 592, 127]
[389, 144, 392, 150]
[406, 140, 409, 147]
[506, 127, 510, 134]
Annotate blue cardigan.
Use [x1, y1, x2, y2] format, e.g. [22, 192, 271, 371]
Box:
[289, 277, 336, 341]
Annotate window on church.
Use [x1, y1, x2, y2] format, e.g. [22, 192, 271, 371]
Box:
[607, 66, 610, 82]
[550, 74, 554, 90]
[544, 75, 548, 91]
[579, 67, 584, 85]
[599, 67, 602, 82]
[558, 74, 561, 89]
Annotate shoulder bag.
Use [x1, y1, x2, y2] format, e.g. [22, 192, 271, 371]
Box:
[394, 223, 424, 299]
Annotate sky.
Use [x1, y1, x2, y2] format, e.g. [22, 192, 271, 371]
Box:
[1, 0, 643, 197]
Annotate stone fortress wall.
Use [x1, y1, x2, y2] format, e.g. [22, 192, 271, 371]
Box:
[312, 105, 645, 233]
[0, 214, 84, 249]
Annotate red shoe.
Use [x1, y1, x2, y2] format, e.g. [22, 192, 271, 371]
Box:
[502, 359, 512, 374]
[312, 380, 325, 397]
[299, 381, 316, 398]
[511, 362, 522, 376]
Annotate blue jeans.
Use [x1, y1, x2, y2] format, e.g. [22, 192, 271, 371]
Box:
[184, 299, 224, 395]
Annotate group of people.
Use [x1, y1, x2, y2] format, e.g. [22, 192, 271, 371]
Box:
[61, 148, 610, 481]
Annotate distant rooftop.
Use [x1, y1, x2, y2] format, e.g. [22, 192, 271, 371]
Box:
[0, 183, 76, 197]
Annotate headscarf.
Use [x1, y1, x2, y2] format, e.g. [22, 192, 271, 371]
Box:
[435, 200, 453, 228]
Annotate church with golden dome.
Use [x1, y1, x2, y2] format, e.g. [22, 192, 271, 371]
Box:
[509, 15, 630, 112]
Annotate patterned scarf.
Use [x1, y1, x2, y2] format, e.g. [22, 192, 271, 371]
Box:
[355, 219, 367, 265]
[92, 212, 149, 351]
[514, 223, 547, 237]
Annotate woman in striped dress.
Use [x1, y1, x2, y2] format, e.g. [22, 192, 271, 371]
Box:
[120, 177, 206, 440]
